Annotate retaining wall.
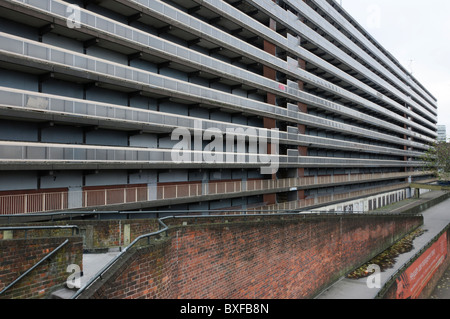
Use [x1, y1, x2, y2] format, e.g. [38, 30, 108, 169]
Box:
[80, 214, 423, 299]
[0, 236, 83, 299]
[380, 226, 450, 299]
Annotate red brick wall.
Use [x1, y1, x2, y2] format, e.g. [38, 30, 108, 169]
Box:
[0, 237, 83, 299]
[87, 214, 422, 299]
[90, 239, 174, 299]
[4, 219, 161, 251]
[76, 219, 160, 250]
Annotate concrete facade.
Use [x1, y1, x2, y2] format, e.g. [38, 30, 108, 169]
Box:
[0, 0, 438, 214]
[437, 125, 447, 142]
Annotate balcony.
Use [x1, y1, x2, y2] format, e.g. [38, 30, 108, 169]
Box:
[0, 171, 432, 215]
[0, 0, 437, 139]
[0, 32, 432, 150]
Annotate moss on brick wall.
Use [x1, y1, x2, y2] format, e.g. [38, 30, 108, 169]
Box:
[0, 237, 83, 299]
[1, 219, 160, 251]
[86, 214, 422, 299]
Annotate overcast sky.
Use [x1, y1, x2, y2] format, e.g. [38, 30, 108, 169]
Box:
[338, 0, 450, 139]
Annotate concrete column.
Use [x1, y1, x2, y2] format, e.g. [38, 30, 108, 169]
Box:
[148, 183, 157, 200]
[297, 56, 308, 201]
[404, 110, 413, 178]
[202, 171, 209, 195]
[242, 175, 247, 192]
[68, 186, 83, 209]
[262, 17, 278, 206]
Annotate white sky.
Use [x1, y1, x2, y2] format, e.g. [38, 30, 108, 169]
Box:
[338, 0, 450, 138]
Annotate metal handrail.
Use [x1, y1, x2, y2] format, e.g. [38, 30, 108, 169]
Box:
[0, 208, 413, 223]
[71, 217, 169, 299]
[0, 239, 69, 297]
[374, 224, 450, 299]
[71, 210, 422, 299]
[0, 212, 113, 224]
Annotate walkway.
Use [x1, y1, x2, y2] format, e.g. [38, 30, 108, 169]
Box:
[54, 191, 449, 299]
[316, 191, 450, 299]
[51, 250, 120, 299]
[81, 250, 120, 287]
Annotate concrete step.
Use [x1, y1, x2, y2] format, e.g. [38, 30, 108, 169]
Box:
[50, 287, 77, 299]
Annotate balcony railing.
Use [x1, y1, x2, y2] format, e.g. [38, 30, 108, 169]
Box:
[0, 16, 436, 146]
[282, 0, 437, 116]
[0, 86, 428, 158]
[248, 183, 413, 213]
[191, 0, 436, 127]
[311, 0, 437, 110]
[0, 171, 431, 215]
[4, 0, 437, 136]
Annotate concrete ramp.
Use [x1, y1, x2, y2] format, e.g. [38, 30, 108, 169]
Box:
[317, 192, 450, 299]
[410, 183, 450, 192]
[51, 250, 120, 299]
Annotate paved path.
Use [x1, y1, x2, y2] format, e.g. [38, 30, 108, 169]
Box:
[81, 251, 120, 287]
[52, 250, 120, 298]
[316, 192, 450, 299]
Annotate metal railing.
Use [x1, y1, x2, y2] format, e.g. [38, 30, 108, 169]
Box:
[0, 87, 428, 158]
[310, 0, 437, 110]
[375, 225, 450, 299]
[0, 225, 80, 297]
[228, 0, 438, 130]
[252, 0, 437, 122]
[0, 239, 69, 297]
[0, 140, 427, 167]
[70, 216, 169, 299]
[0, 171, 431, 215]
[2, 0, 437, 138]
[282, 0, 437, 117]
[0, 29, 435, 148]
[248, 183, 412, 212]
[71, 209, 423, 299]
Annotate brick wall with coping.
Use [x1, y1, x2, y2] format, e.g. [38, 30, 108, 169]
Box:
[1, 219, 161, 251]
[417, 228, 450, 299]
[83, 214, 422, 299]
[381, 226, 450, 299]
[0, 236, 83, 299]
[73, 219, 160, 251]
